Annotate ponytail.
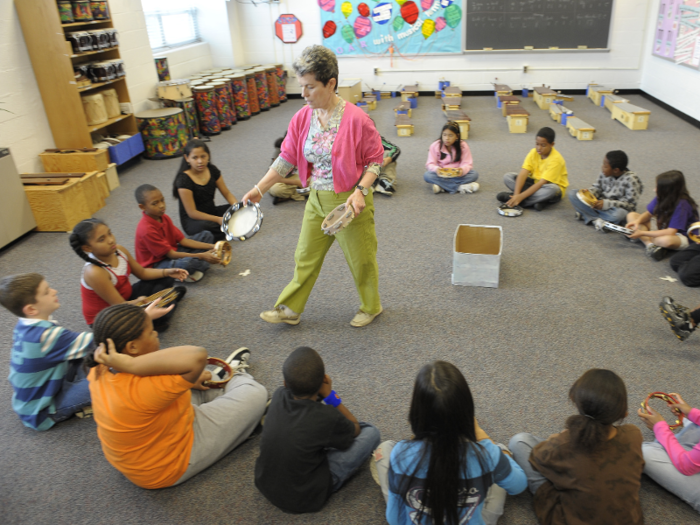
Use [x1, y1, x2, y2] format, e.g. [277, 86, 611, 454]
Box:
[173, 139, 211, 199]
[566, 369, 628, 453]
[69, 219, 108, 267]
[84, 304, 147, 369]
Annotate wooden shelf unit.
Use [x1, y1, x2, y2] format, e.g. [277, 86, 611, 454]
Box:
[14, 0, 136, 149]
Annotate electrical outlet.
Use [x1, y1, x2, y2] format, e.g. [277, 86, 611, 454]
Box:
[523, 65, 528, 73]
[374, 68, 378, 75]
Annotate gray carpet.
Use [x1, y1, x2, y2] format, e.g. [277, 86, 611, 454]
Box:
[2, 93, 700, 524]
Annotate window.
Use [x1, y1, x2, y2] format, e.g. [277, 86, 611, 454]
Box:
[143, 0, 200, 51]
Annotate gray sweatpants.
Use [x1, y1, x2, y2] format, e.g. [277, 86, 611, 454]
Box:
[504, 172, 562, 207]
[173, 372, 268, 485]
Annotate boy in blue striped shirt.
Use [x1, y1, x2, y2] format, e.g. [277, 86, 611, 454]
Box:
[1, 273, 93, 431]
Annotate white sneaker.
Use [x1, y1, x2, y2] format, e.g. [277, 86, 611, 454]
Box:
[260, 305, 300, 325]
[574, 211, 583, 221]
[459, 182, 479, 194]
[432, 184, 444, 194]
[185, 270, 204, 283]
[593, 218, 607, 232]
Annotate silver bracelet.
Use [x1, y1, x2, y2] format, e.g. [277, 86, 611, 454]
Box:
[254, 184, 263, 198]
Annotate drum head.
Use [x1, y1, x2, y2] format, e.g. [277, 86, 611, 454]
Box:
[135, 108, 183, 119]
[221, 201, 263, 241]
[497, 204, 523, 217]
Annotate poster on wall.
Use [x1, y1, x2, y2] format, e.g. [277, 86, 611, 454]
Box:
[319, 0, 464, 57]
[652, 0, 700, 70]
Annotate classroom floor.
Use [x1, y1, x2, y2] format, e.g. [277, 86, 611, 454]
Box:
[2, 93, 700, 524]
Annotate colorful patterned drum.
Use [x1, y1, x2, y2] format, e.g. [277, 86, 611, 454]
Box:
[253, 68, 270, 111]
[58, 1, 74, 23]
[209, 82, 233, 129]
[218, 77, 238, 125]
[135, 108, 188, 159]
[245, 73, 260, 115]
[193, 85, 221, 135]
[154, 57, 171, 82]
[163, 98, 199, 141]
[72, 0, 93, 21]
[275, 64, 287, 103]
[264, 65, 280, 107]
[228, 73, 250, 121]
[89, 0, 109, 20]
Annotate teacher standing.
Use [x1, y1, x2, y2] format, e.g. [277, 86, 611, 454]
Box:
[241, 45, 384, 327]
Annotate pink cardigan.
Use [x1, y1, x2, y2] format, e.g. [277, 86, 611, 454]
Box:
[279, 102, 384, 193]
[653, 407, 700, 475]
[425, 140, 474, 175]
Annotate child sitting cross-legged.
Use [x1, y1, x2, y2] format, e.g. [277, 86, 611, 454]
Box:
[568, 150, 643, 231]
[134, 184, 221, 283]
[255, 346, 381, 513]
[424, 121, 479, 195]
[87, 303, 268, 489]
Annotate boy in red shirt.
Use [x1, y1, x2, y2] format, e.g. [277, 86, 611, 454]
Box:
[134, 184, 222, 283]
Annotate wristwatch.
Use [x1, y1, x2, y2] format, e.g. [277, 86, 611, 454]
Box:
[356, 184, 369, 196]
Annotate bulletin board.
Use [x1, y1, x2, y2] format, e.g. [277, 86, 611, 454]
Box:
[652, 0, 700, 70]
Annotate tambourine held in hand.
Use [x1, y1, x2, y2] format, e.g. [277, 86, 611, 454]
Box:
[688, 222, 700, 244]
[202, 357, 233, 388]
[213, 241, 232, 267]
[437, 168, 463, 179]
[497, 204, 523, 217]
[641, 391, 685, 430]
[135, 287, 180, 308]
[322, 203, 355, 236]
[602, 222, 634, 236]
[221, 200, 263, 242]
[576, 189, 597, 208]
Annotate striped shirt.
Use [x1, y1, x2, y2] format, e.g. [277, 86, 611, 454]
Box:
[8, 318, 93, 431]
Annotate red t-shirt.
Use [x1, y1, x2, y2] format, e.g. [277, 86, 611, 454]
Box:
[134, 212, 185, 268]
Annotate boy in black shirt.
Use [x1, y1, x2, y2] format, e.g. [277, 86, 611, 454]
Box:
[255, 347, 380, 513]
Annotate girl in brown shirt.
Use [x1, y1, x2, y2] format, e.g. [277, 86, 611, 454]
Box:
[508, 369, 645, 525]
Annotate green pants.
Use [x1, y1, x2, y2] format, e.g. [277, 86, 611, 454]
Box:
[275, 188, 381, 315]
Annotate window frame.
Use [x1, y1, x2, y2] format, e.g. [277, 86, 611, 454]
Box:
[144, 5, 201, 53]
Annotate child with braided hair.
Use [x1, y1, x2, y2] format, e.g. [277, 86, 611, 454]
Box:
[87, 303, 267, 489]
[69, 218, 188, 328]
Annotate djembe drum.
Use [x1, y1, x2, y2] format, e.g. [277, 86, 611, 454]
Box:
[264, 65, 280, 107]
[253, 67, 270, 111]
[163, 98, 199, 141]
[208, 82, 233, 129]
[193, 85, 221, 135]
[135, 108, 188, 159]
[154, 57, 171, 82]
[275, 64, 287, 103]
[245, 72, 260, 116]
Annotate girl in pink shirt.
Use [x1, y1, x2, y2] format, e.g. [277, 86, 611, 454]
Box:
[638, 392, 700, 512]
[423, 121, 479, 195]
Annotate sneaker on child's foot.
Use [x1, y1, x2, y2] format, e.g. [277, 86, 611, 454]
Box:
[432, 184, 444, 194]
[174, 285, 187, 303]
[459, 182, 480, 194]
[574, 211, 583, 221]
[533, 202, 545, 211]
[593, 218, 607, 232]
[374, 182, 393, 196]
[260, 305, 300, 325]
[212, 347, 251, 379]
[659, 296, 695, 341]
[496, 192, 512, 203]
[75, 406, 93, 419]
[646, 244, 668, 261]
[185, 270, 204, 283]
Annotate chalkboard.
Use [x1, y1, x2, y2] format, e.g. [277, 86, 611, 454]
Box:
[465, 0, 614, 51]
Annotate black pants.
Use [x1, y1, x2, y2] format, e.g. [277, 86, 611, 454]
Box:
[670, 244, 700, 287]
[130, 276, 177, 329]
[182, 204, 230, 242]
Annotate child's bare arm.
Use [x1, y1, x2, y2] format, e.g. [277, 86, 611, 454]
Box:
[319, 374, 361, 437]
[94, 339, 207, 384]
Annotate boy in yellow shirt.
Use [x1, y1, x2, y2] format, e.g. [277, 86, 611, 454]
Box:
[497, 127, 568, 211]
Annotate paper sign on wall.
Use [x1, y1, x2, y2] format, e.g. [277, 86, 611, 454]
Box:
[275, 14, 303, 44]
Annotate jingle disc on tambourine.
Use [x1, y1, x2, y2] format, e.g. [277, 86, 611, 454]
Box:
[135, 287, 180, 308]
[213, 241, 232, 267]
[641, 391, 685, 430]
[576, 189, 597, 208]
[688, 222, 700, 244]
[497, 204, 523, 217]
[202, 357, 233, 388]
[322, 203, 355, 236]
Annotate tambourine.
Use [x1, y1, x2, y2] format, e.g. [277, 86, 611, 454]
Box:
[688, 222, 700, 244]
[602, 222, 634, 236]
[437, 168, 464, 179]
[202, 357, 233, 388]
[576, 189, 597, 208]
[221, 201, 263, 241]
[497, 204, 523, 217]
[135, 287, 180, 308]
[296, 187, 310, 195]
[213, 241, 232, 267]
[322, 203, 355, 236]
[641, 391, 685, 430]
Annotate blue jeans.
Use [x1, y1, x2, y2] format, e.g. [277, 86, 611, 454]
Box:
[642, 420, 700, 512]
[568, 190, 628, 225]
[327, 422, 381, 492]
[49, 359, 91, 423]
[508, 433, 547, 495]
[503, 172, 561, 207]
[153, 231, 214, 274]
[424, 169, 479, 193]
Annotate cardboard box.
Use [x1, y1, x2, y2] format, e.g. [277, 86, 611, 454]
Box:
[23, 178, 91, 232]
[337, 79, 362, 103]
[105, 163, 119, 191]
[40, 149, 110, 173]
[452, 225, 502, 288]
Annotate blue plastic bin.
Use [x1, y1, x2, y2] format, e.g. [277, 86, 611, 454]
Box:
[600, 95, 606, 107]
[409, 96, 417, 109]
[109, 134, 145, 165]
[561, 113, 571, 126]
[522, 87, 529, 97]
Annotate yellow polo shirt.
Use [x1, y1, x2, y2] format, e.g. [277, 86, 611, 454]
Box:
[522, 147, 569, 195]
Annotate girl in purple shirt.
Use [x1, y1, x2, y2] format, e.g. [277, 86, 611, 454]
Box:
[626, 170, 698, 261]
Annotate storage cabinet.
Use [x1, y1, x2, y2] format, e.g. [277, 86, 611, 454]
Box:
[14, 0, 137, 149]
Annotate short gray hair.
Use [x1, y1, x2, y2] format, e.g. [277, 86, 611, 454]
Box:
[292, 45, 338, 87]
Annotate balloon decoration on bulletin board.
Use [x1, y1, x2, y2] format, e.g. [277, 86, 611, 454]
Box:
[275, 14, 303, 43]
[319, 0, 464, 56]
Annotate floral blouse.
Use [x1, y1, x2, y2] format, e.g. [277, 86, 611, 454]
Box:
[271, 98, 380, 191]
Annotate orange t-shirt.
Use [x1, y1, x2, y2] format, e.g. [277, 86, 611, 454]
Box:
[88, 366, 195, 489]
